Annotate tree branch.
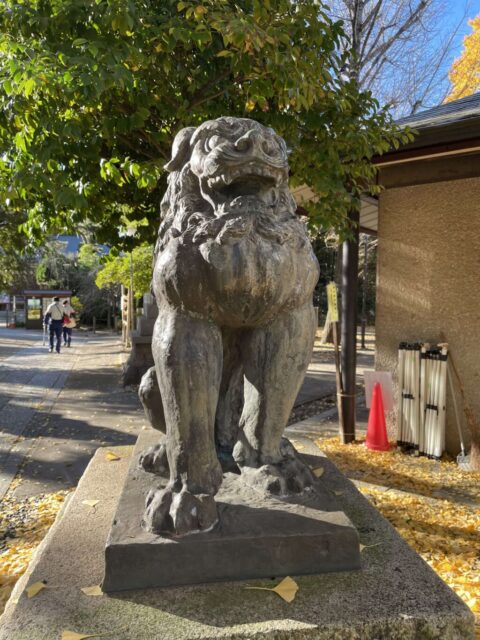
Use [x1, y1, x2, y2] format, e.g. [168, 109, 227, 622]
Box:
[189, 68, 234, 107]
[358, 0, 385, 63]
[117, 134, 164, 161]
[361, 0, 431, 85]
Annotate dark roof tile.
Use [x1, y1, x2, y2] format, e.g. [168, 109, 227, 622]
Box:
[396, 92, 480, 129]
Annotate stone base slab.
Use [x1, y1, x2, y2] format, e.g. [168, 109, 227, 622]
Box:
[103, 431, 360, 591]
[0, 440, 474, 640]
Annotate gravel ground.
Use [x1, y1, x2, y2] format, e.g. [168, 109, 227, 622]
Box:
[287, 394, 337, 424]
[0, 483, 69, 612]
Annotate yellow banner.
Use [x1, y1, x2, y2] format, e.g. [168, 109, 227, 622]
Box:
[326, 282, 339, 322]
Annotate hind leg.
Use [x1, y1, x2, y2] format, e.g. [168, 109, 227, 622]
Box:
[144, 308, 223, 536]
[138, 366, 169, 476]
[233, 303, 316, 494]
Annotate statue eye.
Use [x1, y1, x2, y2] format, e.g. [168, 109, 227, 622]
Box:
[205, 135, 221, 151]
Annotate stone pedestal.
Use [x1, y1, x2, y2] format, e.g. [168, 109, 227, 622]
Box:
[0, 441, 474, 640]
[121, 295, 157, 385]
[103, 432, 360, 591]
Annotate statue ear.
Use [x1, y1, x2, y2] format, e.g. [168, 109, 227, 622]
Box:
[164, 127, 196, 172]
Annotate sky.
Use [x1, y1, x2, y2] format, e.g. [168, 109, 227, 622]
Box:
[447, 0, 480, 60]
[394, 0, 480, 114]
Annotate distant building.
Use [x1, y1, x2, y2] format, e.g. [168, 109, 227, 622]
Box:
[23, 289, 72, 330]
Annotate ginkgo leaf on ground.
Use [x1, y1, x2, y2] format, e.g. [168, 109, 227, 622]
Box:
[82, 500, 99, 508]
[61, 632, 96, 640]
[105, 452, 120, 461]
[315, 434, 480, 621]
[245, 576, 299, 603]
[312, 467, 324, 478]
[26, 581, 46, 598]
[359, 542, 383, 552]
[61, 630, 113, 640]
[81, 585, 103, 596]
[271, 576, 299, 602]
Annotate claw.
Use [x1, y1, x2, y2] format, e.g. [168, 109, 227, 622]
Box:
[139, 443, 169, 476]
[143, 487, 218, 536]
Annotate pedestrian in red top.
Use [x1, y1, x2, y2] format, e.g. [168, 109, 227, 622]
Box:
[62, 299, 76, 347]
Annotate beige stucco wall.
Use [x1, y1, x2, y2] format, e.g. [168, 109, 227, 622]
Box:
[376, 176, 480, 454]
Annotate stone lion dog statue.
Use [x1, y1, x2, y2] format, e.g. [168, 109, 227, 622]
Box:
[140, 116, 320, 536]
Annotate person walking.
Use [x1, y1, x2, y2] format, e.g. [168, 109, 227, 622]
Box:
[62, 299, 75, 347]
[44, 296, 64, 354]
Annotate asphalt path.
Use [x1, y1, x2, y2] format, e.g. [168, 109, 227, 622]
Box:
[0, 329, 147, 499]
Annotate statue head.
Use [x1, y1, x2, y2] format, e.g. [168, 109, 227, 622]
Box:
[157, 117, 298, 249]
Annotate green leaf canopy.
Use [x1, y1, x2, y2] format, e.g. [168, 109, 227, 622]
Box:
[0, 0, 410, 248]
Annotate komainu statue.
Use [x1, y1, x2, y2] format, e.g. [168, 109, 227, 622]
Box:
[140, 117, 319, 536]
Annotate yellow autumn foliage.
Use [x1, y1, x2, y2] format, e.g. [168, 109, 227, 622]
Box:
[0, 490, 68, 613]
[316, 436, 480, 631]
[445, 15, 480, 102]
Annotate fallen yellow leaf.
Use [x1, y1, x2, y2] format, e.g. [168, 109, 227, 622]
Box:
[61, 630, 113, 640]
[245, 576, 299, 603]
[359, 542, 383, 552]
[81, 585, 103, 597]
[312, 467, 325, 478]
[105, 452, 120, 462]
[314, 435, 480, 619]
[467, 597, 479, 612]
[81, 500, 99, 508]
[26, 581, 46, 598]
[271, 576, 299, 602]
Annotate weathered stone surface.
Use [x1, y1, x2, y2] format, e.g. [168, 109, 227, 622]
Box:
[122, 295, 158, 386]
[143, 117, 320, 535]
[103, 430, 360, 591]
[1, 442, 474, 640]
[121, 335, 155, 386]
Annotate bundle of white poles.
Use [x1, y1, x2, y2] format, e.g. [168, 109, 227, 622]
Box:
[397, 342, 448, 458]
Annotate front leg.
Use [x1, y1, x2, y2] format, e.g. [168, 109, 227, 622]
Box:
[144, 308, 223, 536]
[233, 303, 316, 494]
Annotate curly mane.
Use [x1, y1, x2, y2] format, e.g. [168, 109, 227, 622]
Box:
[155, 119, 308, 254]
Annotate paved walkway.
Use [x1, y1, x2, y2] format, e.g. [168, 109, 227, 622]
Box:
[0, 327, 374, 499]
[0, 329, 43, 362]
[0, 329, 147, 499]
[296, 330, 375, 405]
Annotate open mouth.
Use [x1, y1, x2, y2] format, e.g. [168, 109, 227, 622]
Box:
[205, 163, 284, 206]
[207, 162, 283, 189]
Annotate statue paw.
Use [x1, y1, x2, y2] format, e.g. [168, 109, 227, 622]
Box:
[239, 455, 314, 496]
[139, 443, 169, 476]
[143, 487, 218, 536]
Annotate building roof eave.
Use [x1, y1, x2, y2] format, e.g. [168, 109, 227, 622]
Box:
[374, 92, 480, 166]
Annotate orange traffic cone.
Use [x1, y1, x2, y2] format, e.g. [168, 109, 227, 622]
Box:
[366, 382, 390, 452]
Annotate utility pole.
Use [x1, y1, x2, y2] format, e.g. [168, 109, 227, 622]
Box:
[340, 208, 360, 444]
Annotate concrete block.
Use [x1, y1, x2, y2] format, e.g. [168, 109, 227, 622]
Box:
[103, 431, 360, 591]
[0, 441, 474, 640]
